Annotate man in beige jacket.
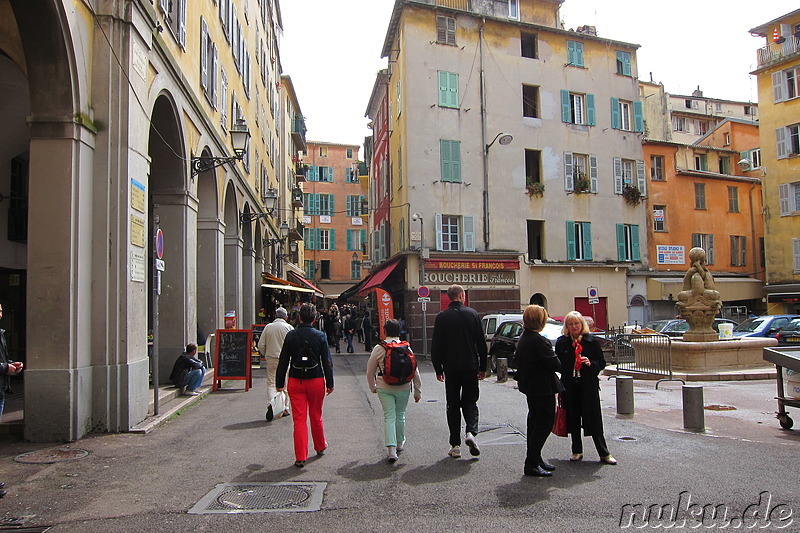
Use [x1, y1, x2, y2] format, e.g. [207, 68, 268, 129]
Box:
[257, 307, 294, 421]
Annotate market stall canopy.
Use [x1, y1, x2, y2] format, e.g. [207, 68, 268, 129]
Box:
[261, 272, 315, 293]
[287, 272, 324, 298]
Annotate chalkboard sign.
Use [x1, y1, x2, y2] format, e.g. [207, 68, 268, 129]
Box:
[213, 329, 253, 391]
[251, 324, 266, 366]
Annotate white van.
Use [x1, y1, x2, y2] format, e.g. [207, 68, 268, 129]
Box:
[481, 312, 523, 351]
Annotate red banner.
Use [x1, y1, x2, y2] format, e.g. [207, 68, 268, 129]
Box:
[374, 287, 395, 339]
[424, 259, 519, 271]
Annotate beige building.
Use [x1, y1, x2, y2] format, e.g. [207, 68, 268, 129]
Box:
[0, 0, 305, 441]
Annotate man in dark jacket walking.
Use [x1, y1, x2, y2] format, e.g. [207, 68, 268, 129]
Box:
[0, 303, 22, 498]
[431, 285, 487, 459]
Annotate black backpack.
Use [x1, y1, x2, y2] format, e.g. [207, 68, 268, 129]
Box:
[291, 341, 319, 374]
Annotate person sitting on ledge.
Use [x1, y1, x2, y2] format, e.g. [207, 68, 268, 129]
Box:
[169, 343, 205, 396]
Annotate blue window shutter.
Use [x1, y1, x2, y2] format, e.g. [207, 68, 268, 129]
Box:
[589, 154, 598, 193]
[561, 90, 571, 122]
[435, 213, 444, 250]
[328, 194, 334, 216]
[361, 230, 366, 250]
[440, 140, 451, 181]
[448, 72, 459, 108]
[327, 167, 334, 182]
[633, 101, 644, 132]
[564, 152, 574, 191]
[347, 229, 352, 250]
[463, 215, 475, 251]
[616, 223, 626, 261]
[576, 42, 584, 67]
[329, 229, 336, 250]
[451, 141, 461, 182]
[582, 222, 592, 261]
[611, 97, 621, 129]
[586, 93, 596, 125]
[307, 165, 317, 181]
[566, 221, 576, 260]
[303, 193, 310, 215]
[567, 41, 575, 65]
[438, 71, 448, 106]
[631, 225, 640, 261]
[314, 193, 321, 216]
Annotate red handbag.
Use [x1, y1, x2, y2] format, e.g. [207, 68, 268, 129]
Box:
[552, 394, 568, 437]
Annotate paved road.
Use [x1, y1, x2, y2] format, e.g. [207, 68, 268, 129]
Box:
[0, 353, 798, 532]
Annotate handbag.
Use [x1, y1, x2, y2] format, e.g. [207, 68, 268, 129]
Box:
[552, 394, 568, 437]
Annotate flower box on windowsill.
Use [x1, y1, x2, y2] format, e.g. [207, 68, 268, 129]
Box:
[622, 184, 643, 206]
[526, 181, 545, 197]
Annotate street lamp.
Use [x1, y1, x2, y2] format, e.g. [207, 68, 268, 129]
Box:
[412, 212, 428, 356]
[240, 188, 279, 225]
[191, 118, 251, 176]
[262, 221, 290, 247]
[482, 132, 513, 250]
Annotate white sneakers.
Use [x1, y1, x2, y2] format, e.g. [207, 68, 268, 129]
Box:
[448, 445, 461, 458]
[465, 432, 481, 456]
[397, 439, 406, 453]
[387, 446, 398, 463]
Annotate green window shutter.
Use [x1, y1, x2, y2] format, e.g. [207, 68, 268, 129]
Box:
[631, 225, 640, 261]
[582, 222, 592, 261]
[361, 230, 366, 251]
[633, 101, 644, 132]
[303, 193, 310, 215]
[575, 42, 584, 67]
[347, 229, 353, 250]
[328, 194, 335, 216]
[567, 41, 575, 65]
[566, 221, 576, 260]
[314, 193, 321, 216]
[438, 71, 448, 106]
[586, 93, 596, 125]
[463, 215, 475, 251]
[440, 139, 451, 181]
[448, 72, 459, 108]
[451, 140, 461, 182]
[307, 165, 318, 181]
[611, 97, 621, 129]
[561, 90, 571, 122]
[616, 223, 626, 261]
[329, 229, 335, 250]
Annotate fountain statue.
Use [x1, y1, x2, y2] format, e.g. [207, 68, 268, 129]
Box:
[676, 247, 722, 342]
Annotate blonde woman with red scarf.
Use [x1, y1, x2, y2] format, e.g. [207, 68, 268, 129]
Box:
[554, 311, 617, 465]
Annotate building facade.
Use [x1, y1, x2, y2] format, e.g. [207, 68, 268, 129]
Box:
[749, 10, 800, 314]
[0, 0, 304, 441]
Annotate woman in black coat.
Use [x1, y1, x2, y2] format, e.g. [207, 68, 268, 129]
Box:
[554, 311, 616, 465]
[514, 305, 565, 477]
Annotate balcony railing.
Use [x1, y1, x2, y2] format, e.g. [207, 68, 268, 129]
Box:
[434, 0, 470, 9]
[291, 115, 307, 150]
[756, 36, 800, 68]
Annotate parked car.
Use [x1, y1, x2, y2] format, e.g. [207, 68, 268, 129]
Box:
[481, 312, 523, 351]
[644, 318, 738, 337]
[776, 318, 800, 346]
[731, 314, 799, 339]
[487, 318, 564, 372]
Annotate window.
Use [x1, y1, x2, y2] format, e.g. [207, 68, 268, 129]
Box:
[435, 214, 475, 252]
[727, 186, 739, 213]
[440, 140, 461, 182]
[730, 235, 746, 266]
[694, 153, 708, 171]
[521, 32, 537, 59]
[716, 103, 723, 112]
[744, 105, 756, 117]
[650, 155, 664, 181]
[525, 149, 541, 186]
[692, 233, 715, 264]
[320, 260, 331, 279]
[653, 205, 666, 232]
[776, 124, 800, 158]
[613, 158, 645, 195]
[303, 193, 334, 216]
[304, 259, 316, 280]
[779, 181, 800, 215]
[672, 117, 687, 132]
[694, 183, 706, 210]
[436, 15, 456, 45]
[561, 90, 595, 125]
[566, 40, 584, 67]
[160, 0, 186, 46]
[351, 259, 362, 280]
[773, 66, 800, 103]
[527, 220, 543, 260]
[566, 221, 592, 261]
[200, 18, 218, 106]
[616, 224, 640, 261]
[522, 85, 540, 118]
[346, 148, 354, 158]
[219, 69, 228, 128]
[724, 133, 731, 146]
[611, 98, 643, 132]
[507, 0, 519, 19]
[438, 71, 459, 108]
[346, 195, 365, 216]
[694, 120, 709, 136]
[565, 152, 598, 193]
[345, 168, 359, 183]
[685, 99, 694, 109]
[347, 229, 366, 251]
[307, 165, 334, 182]
[751, 148, 762, 168]
[319, 146, 328, 157]
[615, 51, 631, 76]
[719, 156, 730, 175]
[794, 239, 800, 272]
[318, 229, 334, 251]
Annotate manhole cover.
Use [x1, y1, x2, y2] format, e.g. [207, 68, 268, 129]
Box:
[14, 448, 90, 464]
[705, 404, 737, 411]
[189, 482, 326, 514]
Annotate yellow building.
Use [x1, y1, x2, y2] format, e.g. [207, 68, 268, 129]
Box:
[749, 10, 800, 313]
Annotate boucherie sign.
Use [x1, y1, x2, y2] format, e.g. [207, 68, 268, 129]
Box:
[424, 259, 519, 271]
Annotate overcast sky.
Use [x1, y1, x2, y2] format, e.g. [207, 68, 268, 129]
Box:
[279, 0, 797, 149]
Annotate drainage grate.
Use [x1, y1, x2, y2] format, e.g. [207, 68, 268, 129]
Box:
[14, 448, 90, 464]
[188, 482, 326, 514]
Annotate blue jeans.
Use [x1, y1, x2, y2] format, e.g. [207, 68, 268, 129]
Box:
[345, 333, 354, 353]
[377, 388, 411, 447]
[186, 368, 205, 391]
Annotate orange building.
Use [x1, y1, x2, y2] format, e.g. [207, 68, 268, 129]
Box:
[643, 119, 765, 319]
[301, 141, 366, 300]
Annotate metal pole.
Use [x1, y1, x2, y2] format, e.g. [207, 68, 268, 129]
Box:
[682, 384, 705, 432]
[496, 358, 508, 383]
[420, 216, 428, 356]
[616, 375, 634, 415]
[479, 20, 490, 251]
[152, 218, 160, 415]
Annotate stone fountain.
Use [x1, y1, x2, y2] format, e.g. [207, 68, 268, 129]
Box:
[676, 247, 722, 342]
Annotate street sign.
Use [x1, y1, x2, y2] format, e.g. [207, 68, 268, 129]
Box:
[589, 297, 600, 305]
[421, 301, 427, 311]
[155, 259, 165, 272]
[417, 297, 431, 302]
[587, 286, 598, 299]
[418, 286, 430, 298]
[155, 228, 164, 259]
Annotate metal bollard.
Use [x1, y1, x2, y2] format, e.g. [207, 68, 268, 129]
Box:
[682, 385, 705, 432]
[616, 376, 634, 415]
[496, 358, 508, 383]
